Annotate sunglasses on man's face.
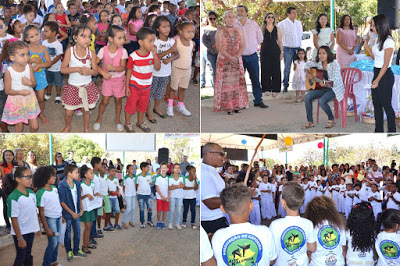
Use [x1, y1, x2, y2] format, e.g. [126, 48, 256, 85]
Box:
[209, 151, 227, 157]
[209, 18, 216, 20]
[267, 16, 274, 19]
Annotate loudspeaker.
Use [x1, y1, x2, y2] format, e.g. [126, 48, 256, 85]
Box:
[378, 0, 400, 29]
[158, 148, 169, 164]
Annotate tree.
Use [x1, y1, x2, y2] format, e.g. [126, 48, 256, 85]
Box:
[59, 135, 104, 163]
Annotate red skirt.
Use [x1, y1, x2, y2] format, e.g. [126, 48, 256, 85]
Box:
[61, 81, 100, 110]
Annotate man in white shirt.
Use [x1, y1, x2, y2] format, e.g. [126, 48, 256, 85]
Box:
[201, 142, 228, 235]
[277, 7, 303, 92]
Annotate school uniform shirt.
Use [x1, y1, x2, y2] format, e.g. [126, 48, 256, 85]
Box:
[309, 181, 317, 197]
[375, 231, 400, 266]
[127, 51, 157, 90]
[135, 173, 152, 195]
[353, 190, 362, 205]
[70, 182, 78, 213]
[99, 174, 109, 196]
[258, 182, 270, 199]
[310, 220, 346, 266]
[123, 174, 136, 197]
[331, 185, 339, 199]
[42, 39, 63, 72]
[81, 181, 95, 211]
[211, 222, 277, 266]
[360, 184, 371, 202]
[154, 174, 169, 200]
[385, 192, 400, 210]
[7, 188, 40, 235]
[36, 185, 62, 218]
[345, 231, 374, 264]
[92, 171, 101, 195]
[368, 191, 382, 209]
[324, 186, 331, 197]
[338, 184, 346, 199]
[344, 190, 354, 206]
[107, 177, 119, 199]
[169, 175, 185, 198]
[269, 216, 316, 266]
[183, 177, 197, 199]
[317, 185, 325, 197]
[201, 226, 213, 263]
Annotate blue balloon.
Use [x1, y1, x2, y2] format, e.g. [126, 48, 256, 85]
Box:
[241, 139, 247, 145]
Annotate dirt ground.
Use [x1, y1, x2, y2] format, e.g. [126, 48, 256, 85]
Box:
[0, 204, 200, 266]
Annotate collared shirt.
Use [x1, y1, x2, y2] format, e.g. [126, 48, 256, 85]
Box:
[277, 18, 303, 48]
[234, 18, 263, 56]
[201, 162, 226, 221]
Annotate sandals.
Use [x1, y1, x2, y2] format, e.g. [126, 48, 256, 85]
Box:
[124, 123, 135, 132]
[191, 225, 198, 230]
[325, 120, 336, 128]
[82, 246, 92, 254]
[301, 122, 315, 130]
[137, 122, 151, 132]
[145, 114, 157, 124]
[87, 244, 97, 249]
[153, 108, 166, 118]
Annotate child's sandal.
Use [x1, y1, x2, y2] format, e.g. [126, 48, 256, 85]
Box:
[301, 122, 315, 130]
[325, 120, 336, 128]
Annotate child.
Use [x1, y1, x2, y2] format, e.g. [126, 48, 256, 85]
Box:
[94, 25, 128, 131]
[352, 183, 362, 206]
[7, 19, 23, 40]
[60, 24, 99, 132]
[177, 1, 187, 17]
[324, 182, 331, 198]
[292, 48, 306, 102]
[110, 14, 131, 45]
[34, 166, 63, 266]
[122, 2, 133, 26]
[304, 196, 346, 265]
[316, 180, 324, 197]
[338, 178, 346, 213]
[155, 162, 169, 229]
[161, 1, 170, 16]
[122, 164, 137, 229]
[344, 183, 354, 218]
[21, 5, 35, 28]
[375, 209, 400, 265]
[143, 13, 157, 28]
[94, 3, 104, 21]
[166, 20, 195, 117]
[43, 13, 69, 45]
[182, 165, 198, 229]
[79, 12, 98, 53]
[301, 177, 311, 214]
[277, 177, 287, 217]
[55, 2, 71, 50]
[104, 3, 115, 16]
[58, 164, 87, 261]
[96, 9, 109, 53]
[331, 179, 340, 211]
[269, 182, 316, 265]
[269, 177, 277, 218]
[4, 167, 40, 265]
[124, 27, 161, 132]
[368, 183, 382, 219]
[89, 157, 104, 243]
[385, 182, 400, 210]
[2, 40, 41, 132]
[127, 6, 143, 54]
[0, 17, 13, 45]
[79, 165, 97, 254]
[145, 16, 179, 122]
[107, 166, 122, 229]
[42, 22, 63, 105]
[98, 161, 114, 231]
[168, 163, 185, 230]
[67, 3, 80, 39]
[136, 162, 154, 228]
[249, 179, 261, 225]
[258, 175, 269, 220]
[346, 202, 376, 265]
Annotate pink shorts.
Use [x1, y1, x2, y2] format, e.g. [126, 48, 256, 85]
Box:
[102, 75, 126, 98]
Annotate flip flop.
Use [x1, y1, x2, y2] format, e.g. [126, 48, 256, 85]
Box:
[153, 108, 166, 118]
[145, 114, 157, 123]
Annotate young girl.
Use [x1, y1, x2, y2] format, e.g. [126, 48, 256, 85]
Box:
[104, 3, 115, 16]
[375, 209, 400, 265]
[96, 10, 110, 53]
[292, 48, 307, 102]
[127, 6, 143, 54]
[146, 16, 179, 122]
[324, 182, 331, 198]
[143, 13, 157, 28]
[24, 25, 52, 125]
[338, 178, 346, 213]
[331, 179, 340, 211]
[249, 179, 261, 225]
[368, 183, 382, 220]
[316, 180, 324, 197]
[344, 184, 354, 218]
[346, 202, 376, 265]
[167, 21, 195, 117]
[304, 196, 346, 266]
[80, 165, 97, 254]
[7, 19, 23, 40]
[258, 175, 269, 220]
[168, 164, 185, 230]
[55, 2, 71, 50]
[79, 12, 97, 52]
[110, 14, 130, 45]
[34, 166, 63, 266]
[93, 25, 127, 131]
[182, 165, 198, 229]
[3, 167, 40, 265]
[2, 40, 40, 132]
[60, 24, 99, 132]
[0, 17, 12, 45]
[43, 13, 69, 46]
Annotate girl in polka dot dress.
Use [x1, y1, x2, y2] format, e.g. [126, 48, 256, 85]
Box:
[60, 24, 99, 132]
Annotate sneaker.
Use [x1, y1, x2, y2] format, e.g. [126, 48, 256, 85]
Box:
[93, 233, 103, 239]
[192, 79, 199, 85]
[116, 123, 124, 132]
[175, 224, 182, 230]
[124, 123, 135, 132]
[45, 93, 52, 101]
[74, 250, 87, 258]
[55, 95, 62, 104]
[122, 223, 129, 229]
[181, 224, 187, 229]
[108, 222, 113, 227]
[75, 109, 83, 116]
[103, 226, 114, 232]
[89, 238, 97, 245]
[93, 123, 101, 131]
[156, 222, 161, 229]
[168, 223, 173, 230]
[166, 106, 174, 117]
[161, 222, 166, 229]
[148, 221, 154, 227]
[140, 222, 146, 228]
[67, 251, 73, 261]
[114, 224, 123, 230]
[136, 122, 151, 133]
[96, 229, 103, 235]
[176, 105, 191, 116]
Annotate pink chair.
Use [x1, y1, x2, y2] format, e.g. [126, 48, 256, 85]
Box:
[316, 67, 362, 128]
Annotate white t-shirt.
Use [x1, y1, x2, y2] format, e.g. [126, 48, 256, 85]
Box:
[169, 175, 185, 198]
[81, 181, 94, 211]
[353, 190, 362, 205]
[42, 39, 63, 72]
[345, 230, 374, 264]
[18, 14, 44, 26]
[373, 37, 395, 68]
[360, 184, 371, 202]
[8, 189, 40, 235]
[331, 185, 339, 199]
[338, 184, 346, 199]
[269, 216, 316, 265]
[385, 192, 400, 210]
[36, 185, 62, 218]
[258, 182, 270, 199]
[107, 177, 119, 199]
[99, 175, 109, 196]
[155, 175, 169, 199]
[368, 191, 382, 209]
[92, 171, 101, 194]
[212, 223, 277, 266]
[97, 46, 129, 78]
[317, 185, 325, 197]
[183, 176, 197, 199]
[70, 182, 78, 213]
[0, 34, 13, 54]
[201, 226, 214, 263]
[0, 33, 13, 91]
[344, 190, 353, 205]
[375, 231, 400, 266]
[310, 220, 346, 266]
[123, 175, 136, 197]
[135, 173, 152, 195]
[154, 38, 175, 77]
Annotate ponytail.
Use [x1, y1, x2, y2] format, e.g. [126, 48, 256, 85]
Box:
[2, 166, 29, 199]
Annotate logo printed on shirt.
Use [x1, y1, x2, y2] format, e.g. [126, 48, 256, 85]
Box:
[222, 233, 263, 266]
[380, 240, 400, 260]
[318, 225, 340, 250]
[281, 226, 306, 255]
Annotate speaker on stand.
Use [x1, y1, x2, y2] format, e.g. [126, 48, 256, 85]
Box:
[378, 0, 400, 29]
[158, 148, 169, 164]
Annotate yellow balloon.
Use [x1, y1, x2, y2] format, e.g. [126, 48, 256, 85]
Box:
[284, 137, 293, 146]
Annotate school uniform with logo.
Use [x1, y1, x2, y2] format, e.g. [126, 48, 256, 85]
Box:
[168, 175, 185, 225]
[338, 184, 346, 213]
[107, 177, 121, 213]
[278, 185, 286, 218]
[344, 190, 354, 218]
[136, 173, 153, 223]
[353, 189, 362, 206]
[155, 174, 169, 212]
[122, 174, 137, 224]
[98, 174, 111, 215]
[331, 185, 340, 211]
[80, 181, 97, 223]
[249, 189, 261, 225]
[345, 230, 374, 265]
[360, 184, 371, 202]
[385, 192, 400, 210]
[368, 191, 382, 219]
[258, 182, 270, 219]
[375, 231, 400, 266]
[316, 185, 324, 197]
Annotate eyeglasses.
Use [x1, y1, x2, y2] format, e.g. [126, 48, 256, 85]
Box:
[209, 151, 227, 157]
[267, 16, 274, 19]
[19, 175, 33, 180]
[209, 18, 216, 20]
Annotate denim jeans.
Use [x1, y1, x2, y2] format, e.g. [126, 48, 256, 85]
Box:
[283, 47, 299, 88]
[138, 194, 152, 223]
[12, 233, 34, 266]
[168, 197, 183, 225]
[305, 88, 336, 122]
[182, 198, 196, 224]
[43, 216, 61, 266]
[90, 208, 98, 238]
[64, 218, 80, 254]
[207, 53, 218, 87]
[242, 53, 263, 104]
[122, 196, 136, 223]
[200, 50, 209, 87]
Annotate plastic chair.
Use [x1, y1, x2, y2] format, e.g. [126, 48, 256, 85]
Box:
[316, 67, 362, 128]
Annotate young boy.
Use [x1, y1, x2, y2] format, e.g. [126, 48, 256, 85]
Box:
[124, 27, 161, 132]
[3, 7, 12, 26]
[155, 162, 170, 229]
[258, 175, 270, 220]
[107, 166, 122, 229]
[161, 1, 170, 16]
[90, 157, 104, 243]
[122, 1, 133, 25]
[98, 162, 114, 231]
[344, 183, 354, 218]
[67, 3, 80, 38]
[368, 183, 382, 220]
[352, 183, 362, 205]
[58, 164, 87, 261]
[269, 182, 316, 265]
[212, 184, 277, 265]
[94, 2, 104, 21]
[136, 162, 154, 228]
[122, 164, 137, 229]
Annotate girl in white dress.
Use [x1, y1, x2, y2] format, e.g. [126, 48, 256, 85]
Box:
[249, 179, 261, 225]
[292, 48, 307, 103]
[277, 177, 287, 217]
[368, 183, 382, 220]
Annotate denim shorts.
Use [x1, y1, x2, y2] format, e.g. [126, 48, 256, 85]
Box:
[109, 197, 120, 213]
[46, 70, 63, 87]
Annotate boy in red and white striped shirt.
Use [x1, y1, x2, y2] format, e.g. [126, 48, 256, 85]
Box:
[124, 27, 161, 132]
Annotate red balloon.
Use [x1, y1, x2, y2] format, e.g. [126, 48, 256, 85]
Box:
[318, 142, 324, 149]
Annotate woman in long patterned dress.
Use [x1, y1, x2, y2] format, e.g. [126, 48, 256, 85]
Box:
[213, 11, 248, 114]
[336, 15, 357, 68]
[312, 14, 335, 60]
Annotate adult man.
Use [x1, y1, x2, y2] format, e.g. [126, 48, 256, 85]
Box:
[152, 157, 160, 173]
[234, 5, 267, 108]
[65, 151, 77, 165]
[201, 143, 228, 235]
[180, 156, 190, 176]
[277, 7, 303, 92]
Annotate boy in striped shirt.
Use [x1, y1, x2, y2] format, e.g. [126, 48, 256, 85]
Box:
[124, 27, 161, 132]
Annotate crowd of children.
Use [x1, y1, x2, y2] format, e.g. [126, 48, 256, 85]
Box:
[2, 155, 198, 265]
[0, 0, 200, 133]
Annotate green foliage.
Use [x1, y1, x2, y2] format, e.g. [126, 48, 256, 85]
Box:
[58, 135, 104, 163]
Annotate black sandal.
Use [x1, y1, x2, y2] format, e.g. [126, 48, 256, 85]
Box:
[227, 112, 234, 115]
[234, 110, 240, 113]
[87, 244, 97, 249]
[145, 114, 157, 123]
[82, 247, 92, 254]
[153, 108, 166, 118]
